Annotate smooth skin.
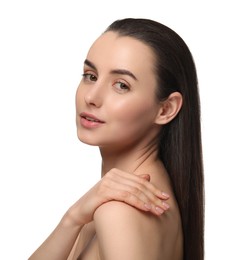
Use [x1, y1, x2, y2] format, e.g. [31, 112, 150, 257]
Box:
[29, 32, 183, 260]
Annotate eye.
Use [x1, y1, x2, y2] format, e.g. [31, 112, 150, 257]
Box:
[113, 81, 130, 93]
[82, 73, 97, 82]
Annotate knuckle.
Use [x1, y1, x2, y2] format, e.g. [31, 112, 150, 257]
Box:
[105, 171, 112, 178]
[129, 186, 140, 194]
[128, 196, 144, 209]
[117, 189, 130, 199]
[106, 168, 119, 178]
[109, 168, 118, 174]
[105, 171, 115, 181]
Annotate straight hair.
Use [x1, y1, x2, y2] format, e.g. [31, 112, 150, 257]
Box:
[105, 18, 204, 260]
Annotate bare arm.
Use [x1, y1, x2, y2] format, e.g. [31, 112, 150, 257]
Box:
[28, 168, 169, 259]
[28, 211, 84, 260]
[94, 201, 166, 260]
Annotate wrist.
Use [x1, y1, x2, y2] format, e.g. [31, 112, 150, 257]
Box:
[61, 206, 84, 229]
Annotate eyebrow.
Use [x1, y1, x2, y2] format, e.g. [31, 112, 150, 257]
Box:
[84, 59, 97, 70]
[84, 59, 138, 81]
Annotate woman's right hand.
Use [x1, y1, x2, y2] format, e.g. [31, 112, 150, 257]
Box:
[66, 168, 170, 226]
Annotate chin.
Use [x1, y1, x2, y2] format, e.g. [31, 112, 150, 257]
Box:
[79, 139, 98, 147]
[77, 132, 99, 147]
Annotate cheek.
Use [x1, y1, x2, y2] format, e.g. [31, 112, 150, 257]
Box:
[75, 85, 84, 112]
[110, 97, 157, 127]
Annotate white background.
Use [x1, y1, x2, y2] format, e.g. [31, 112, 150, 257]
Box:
[0, 0, 232, 259]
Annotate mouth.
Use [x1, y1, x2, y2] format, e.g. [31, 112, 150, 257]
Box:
[80, 112, 105, 123]
[82, 116, 103, 123]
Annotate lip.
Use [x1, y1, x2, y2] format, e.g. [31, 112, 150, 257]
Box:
[79, 112, 105, 128]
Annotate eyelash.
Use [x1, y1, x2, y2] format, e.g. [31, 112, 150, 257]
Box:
[113, 81, 130, 93]
[81, 72, 130, 93]
[82, 73, 97, 82]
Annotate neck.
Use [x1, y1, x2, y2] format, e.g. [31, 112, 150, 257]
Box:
[100, 140, 160, 177]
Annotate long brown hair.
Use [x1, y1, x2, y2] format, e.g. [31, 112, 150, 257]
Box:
[105, 18, 204, 260]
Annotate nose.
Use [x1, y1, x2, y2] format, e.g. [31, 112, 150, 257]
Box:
[84, 84, 103, 108]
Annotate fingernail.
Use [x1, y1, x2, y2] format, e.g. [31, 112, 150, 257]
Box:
[162, 192, 170, 198]
[144, 203, 152, 210]
[162, 202, 170, 209]
[155, 207, 164, 214]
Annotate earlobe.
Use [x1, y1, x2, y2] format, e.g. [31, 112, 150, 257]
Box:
[154, 92, 183, 125]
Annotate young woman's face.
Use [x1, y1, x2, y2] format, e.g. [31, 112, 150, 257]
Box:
[76, 32, 161, 150]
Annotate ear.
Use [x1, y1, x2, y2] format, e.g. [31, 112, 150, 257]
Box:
[154, 92, 183, 125]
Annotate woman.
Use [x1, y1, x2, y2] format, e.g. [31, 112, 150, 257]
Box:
[29, 18, 204, 260]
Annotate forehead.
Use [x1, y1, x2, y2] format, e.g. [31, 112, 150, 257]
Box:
[86, 32, 156, 79]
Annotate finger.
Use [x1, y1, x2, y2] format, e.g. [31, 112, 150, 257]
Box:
[112, 169, 170, 200]
[105, 169, 170, 211]
[109, 180, 168, 214]
[138, 178, 170, 200]
[127, 178, 170, 211]
[114, 189, 165, 216]
[102, 176, 154, 211]
[136, 181, 170, 211]
[136, 184, 170, 212]
[107, 180, 151, 207]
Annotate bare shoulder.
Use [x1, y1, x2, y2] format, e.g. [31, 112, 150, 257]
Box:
[94, 200, 183, 260]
